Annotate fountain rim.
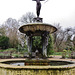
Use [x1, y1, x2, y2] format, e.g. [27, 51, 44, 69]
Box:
[19, 23, 57, 34]
[0, 59, 75, 70]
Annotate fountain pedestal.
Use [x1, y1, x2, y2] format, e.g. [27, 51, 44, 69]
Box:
[19, 23, 57, 57]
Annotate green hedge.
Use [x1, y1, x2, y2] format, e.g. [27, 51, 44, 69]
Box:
[0, 36, 9, 49]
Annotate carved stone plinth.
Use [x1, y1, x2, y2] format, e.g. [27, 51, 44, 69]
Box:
[33, 17, 43, 22]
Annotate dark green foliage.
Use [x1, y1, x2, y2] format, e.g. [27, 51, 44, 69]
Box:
[47, 35, 54, 56]
[16, 41, 28, 53]
[32, 36, 42, 52]
[32, 35, 54, 56]
[0, 36, 9, 49]
[24, 41, 28, 51]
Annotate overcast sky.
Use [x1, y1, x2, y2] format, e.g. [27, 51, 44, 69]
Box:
[0, 0, 75, 28]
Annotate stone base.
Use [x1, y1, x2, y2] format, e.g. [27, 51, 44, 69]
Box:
[33, 17, 43, 22]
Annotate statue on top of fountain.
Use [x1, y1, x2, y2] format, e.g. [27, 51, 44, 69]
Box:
[33, 0, 45, 22]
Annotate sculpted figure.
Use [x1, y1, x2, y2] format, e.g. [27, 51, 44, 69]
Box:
[36, 0, 41, 18]
[33, 0, 45, 22]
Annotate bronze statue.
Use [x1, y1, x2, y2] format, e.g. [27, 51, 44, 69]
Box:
[36, 0, 41, 18]
[33, 0, 44, 18]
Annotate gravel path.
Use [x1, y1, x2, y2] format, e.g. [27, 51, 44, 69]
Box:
[0, 56, 75, 62]
[49, 55, 75, 62]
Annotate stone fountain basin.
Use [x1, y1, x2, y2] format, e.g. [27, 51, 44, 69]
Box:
[0, 59, 75, 75]
[2, 59, 75, 66]
[19, 23, 57, 35]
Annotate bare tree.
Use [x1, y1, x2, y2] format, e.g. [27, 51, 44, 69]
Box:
[18, 12, 35, 25]
[53, 24, 74, 51]
[53, 24, 66, 51]
[70, 27, 75, 50]
[4, 18, 19, 48]
[73, 28, 75, 50]
[18, 12, 35, 47]
[0, 25, 6, 36]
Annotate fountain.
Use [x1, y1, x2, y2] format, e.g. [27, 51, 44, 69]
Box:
[0, 0, 75, 75]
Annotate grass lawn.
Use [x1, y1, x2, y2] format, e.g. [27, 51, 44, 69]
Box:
[53, 52, 63, 55]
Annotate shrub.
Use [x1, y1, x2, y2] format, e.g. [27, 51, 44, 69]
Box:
[62, 49, 72, 58]
[47, 35, 54, 56]
[53, 52, 63, 55]
[32, 36, 42, 52]
[0, 36, 9, 49]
